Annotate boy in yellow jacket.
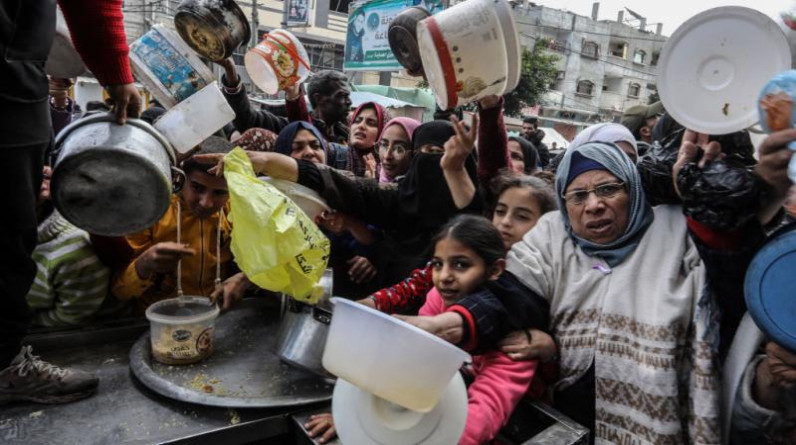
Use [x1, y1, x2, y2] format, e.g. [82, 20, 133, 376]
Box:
[112, 137, 250, 314]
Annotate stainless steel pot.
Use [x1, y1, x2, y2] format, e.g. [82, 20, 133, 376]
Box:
[174, 0, 252, 62]
[51, 113, 180, 236]
[388, 7, 431, 77]
[275, 296, 333, 377]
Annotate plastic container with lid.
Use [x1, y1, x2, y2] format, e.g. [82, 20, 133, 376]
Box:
[146, 296, 220, 365]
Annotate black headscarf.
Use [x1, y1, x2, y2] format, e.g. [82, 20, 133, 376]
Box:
[400, 120, 479, 232]
[412, 120, 455, 150]
[509, 136, 539, 173]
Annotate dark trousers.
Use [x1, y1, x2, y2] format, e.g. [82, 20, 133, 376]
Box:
[0, 142, 46, 368]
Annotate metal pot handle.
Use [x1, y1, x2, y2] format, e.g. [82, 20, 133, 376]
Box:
[312, 307, 332, 325]
[171, 166, 186, 193]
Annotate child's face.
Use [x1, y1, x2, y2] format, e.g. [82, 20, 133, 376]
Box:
[431, 237, 490, 306]
[493, 186, 542, 250]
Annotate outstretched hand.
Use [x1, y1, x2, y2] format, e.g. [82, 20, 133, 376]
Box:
[441, 114, 479, 172]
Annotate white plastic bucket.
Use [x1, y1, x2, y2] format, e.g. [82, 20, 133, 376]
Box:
[244, 30, 311, 95]
[322, 298, 471, 413]
[416, 0, 520, 110]
[153, 81, 236, 154]
[129, 24, 216, 108]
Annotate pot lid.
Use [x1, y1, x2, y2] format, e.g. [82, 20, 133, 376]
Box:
[745, 223, 796, 352]
[658, 6, 791, 135]
[332, 373, 468, 445]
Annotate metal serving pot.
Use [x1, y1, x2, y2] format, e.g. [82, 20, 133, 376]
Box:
[174, 0, 252, 62]
[51, 113, 180, 236]
[388, 7, 431, 77]
[275, 297, 333, 377]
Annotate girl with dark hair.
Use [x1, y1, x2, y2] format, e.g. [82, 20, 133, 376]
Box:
[491, 174, 557, 250]
[305, 215, 549, 445]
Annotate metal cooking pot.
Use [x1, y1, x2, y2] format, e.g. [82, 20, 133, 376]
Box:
[174, 0, 252, 62]
[275, 297, 333, 377]
[51, 113, 180, 236]
[388, 7, 431, 77]
[46, 6, 86, 78]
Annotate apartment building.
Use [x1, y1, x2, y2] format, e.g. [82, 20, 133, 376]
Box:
[513, 2, 667, 127]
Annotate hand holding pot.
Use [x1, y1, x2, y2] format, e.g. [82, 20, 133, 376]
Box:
[218, 58, 240, 86]
[135, 242, 195, 279]
[106, 83, 142, 124]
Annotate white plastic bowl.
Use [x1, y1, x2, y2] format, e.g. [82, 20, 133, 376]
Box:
[322, 298, 471, 413]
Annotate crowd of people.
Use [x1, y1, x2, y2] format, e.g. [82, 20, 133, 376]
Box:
[2, 1, 795, 445]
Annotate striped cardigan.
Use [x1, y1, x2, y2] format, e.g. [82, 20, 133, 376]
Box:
[26, 211, 111, 327]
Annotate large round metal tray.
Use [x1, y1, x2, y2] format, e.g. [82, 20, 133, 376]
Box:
[130, 299, 334, 408]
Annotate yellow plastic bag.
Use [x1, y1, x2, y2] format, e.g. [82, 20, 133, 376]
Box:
[224, 148, 330, 303]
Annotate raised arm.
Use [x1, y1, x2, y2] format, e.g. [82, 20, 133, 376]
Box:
[442, 115, 479, 209]
[476, 95, 512, 187]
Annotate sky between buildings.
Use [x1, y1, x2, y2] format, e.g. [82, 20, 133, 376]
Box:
[538, 0, 787, 36]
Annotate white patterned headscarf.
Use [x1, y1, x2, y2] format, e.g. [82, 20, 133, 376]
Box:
[570, 123, 638, 159]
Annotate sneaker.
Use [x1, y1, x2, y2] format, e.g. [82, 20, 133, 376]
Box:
[0, 346, 98, 404]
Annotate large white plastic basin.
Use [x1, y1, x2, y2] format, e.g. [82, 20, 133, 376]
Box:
[322, 297, 471, 413]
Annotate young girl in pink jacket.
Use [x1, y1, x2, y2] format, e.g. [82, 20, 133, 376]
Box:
[421, 214, 540, 445]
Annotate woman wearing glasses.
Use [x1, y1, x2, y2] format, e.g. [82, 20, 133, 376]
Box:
[502, 140, 721, 444]
[376, 117, 421, 183]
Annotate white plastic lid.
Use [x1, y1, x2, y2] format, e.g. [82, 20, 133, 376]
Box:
[332, 374, 468, 445]
[658, 6, 792, 135]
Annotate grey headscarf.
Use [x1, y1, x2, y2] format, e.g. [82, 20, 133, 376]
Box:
[555, 142, 654, 267]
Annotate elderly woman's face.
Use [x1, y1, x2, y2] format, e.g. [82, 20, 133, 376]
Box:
[564, 170, 629, 244]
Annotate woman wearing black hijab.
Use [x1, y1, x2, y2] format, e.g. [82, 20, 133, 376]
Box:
[196, 119, 483, 291]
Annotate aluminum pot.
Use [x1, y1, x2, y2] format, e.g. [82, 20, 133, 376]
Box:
[51, 113, 179, 236]
[275, 297, 333, 377]
[388, 7, 431, 77]
[174, 0, 252, 62]
[46, 6, 86, 78]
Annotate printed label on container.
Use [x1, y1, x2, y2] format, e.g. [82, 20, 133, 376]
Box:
[131, 29, 208, 103]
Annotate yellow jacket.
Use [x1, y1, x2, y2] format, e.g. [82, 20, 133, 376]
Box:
[112, 194, 233, 314]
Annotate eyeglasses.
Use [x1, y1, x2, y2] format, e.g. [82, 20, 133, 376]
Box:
[563, 182, 625, 205]
[379, 139, 410, 155]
